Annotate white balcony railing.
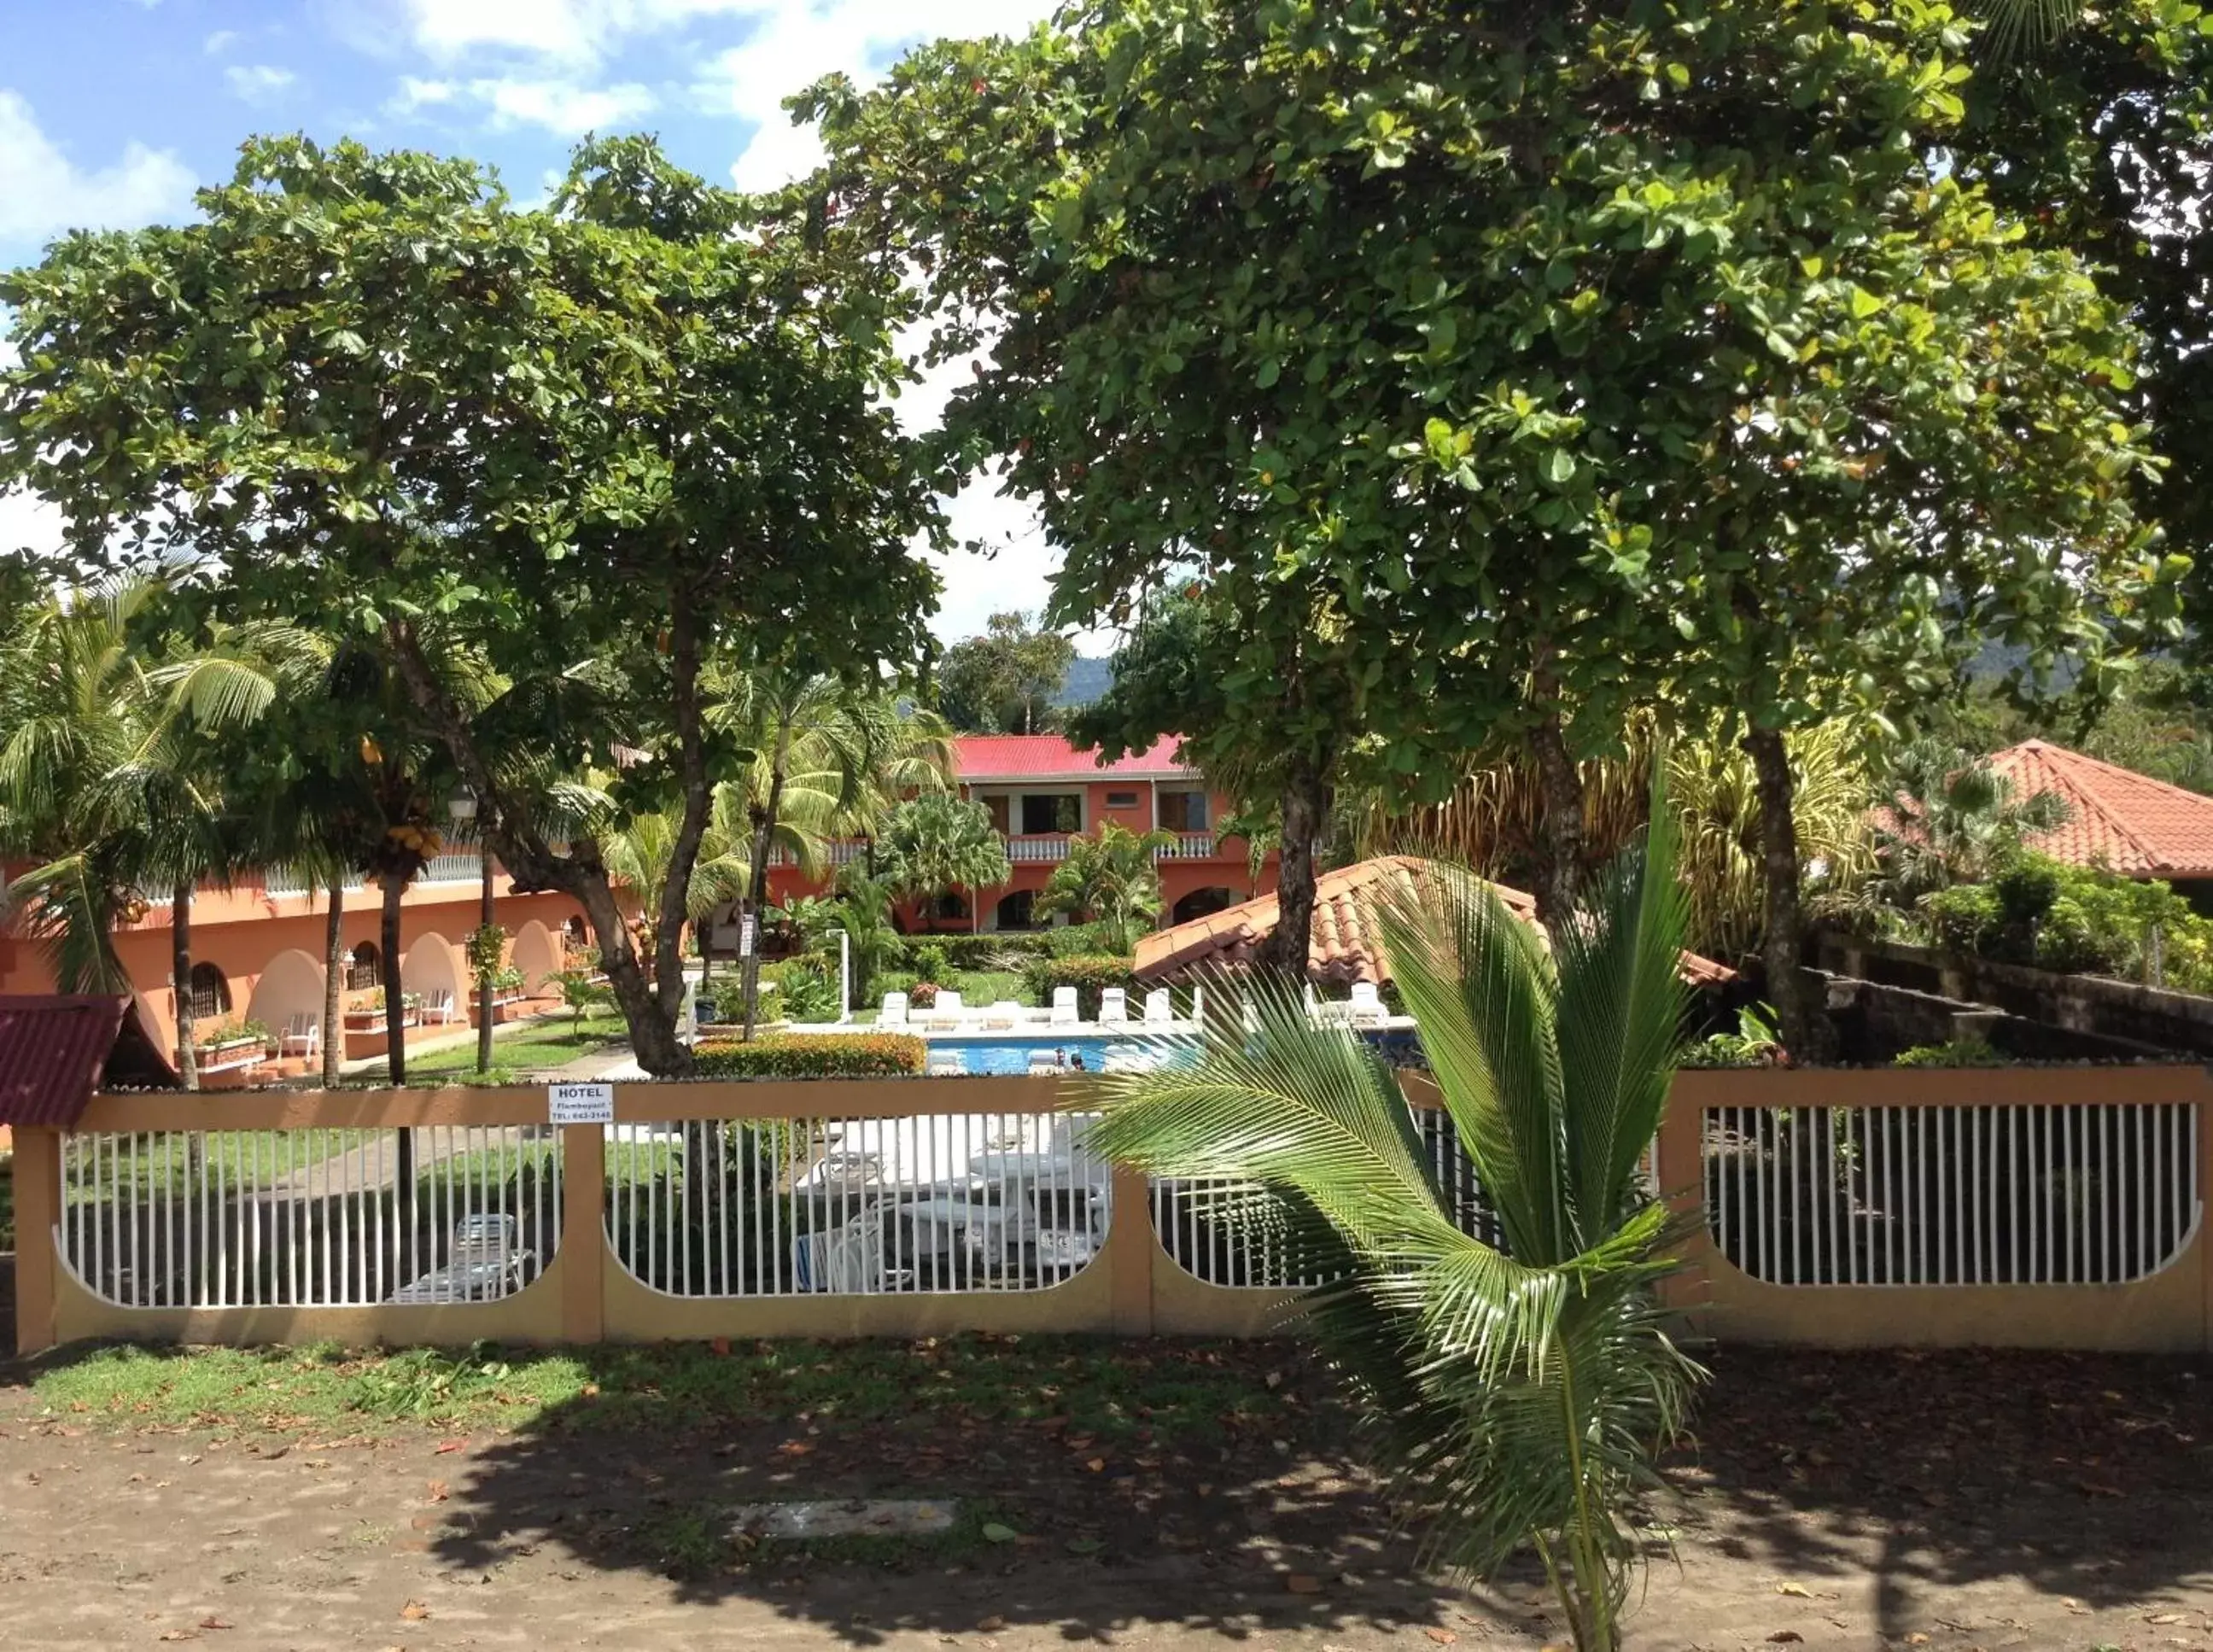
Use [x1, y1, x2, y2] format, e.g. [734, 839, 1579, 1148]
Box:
[420, 852, 488, 884]
[260, 867, 365, 900]
[1007, 834, 1072, 863]
[1154, 832, 1217, 861]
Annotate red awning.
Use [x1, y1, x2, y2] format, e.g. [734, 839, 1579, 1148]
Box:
[0, 995, 131, 1129]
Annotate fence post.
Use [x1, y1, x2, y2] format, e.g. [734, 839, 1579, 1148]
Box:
[560, 1122, 605, 1343]
[1654, 1080, 1711, 1333]
[2199, 1079, 2213, 1356]
[1106, 1164, 1156, 1336]
[12, 1127, 61, 1355]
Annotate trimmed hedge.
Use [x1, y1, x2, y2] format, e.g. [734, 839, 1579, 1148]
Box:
[692, 1032, 927, 1079]
[1020, 954, 1142, 1019]
[904, 932, 1055, 972]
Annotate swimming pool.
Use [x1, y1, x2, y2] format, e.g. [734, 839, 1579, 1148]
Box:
[925, 1032, 1197, 1077]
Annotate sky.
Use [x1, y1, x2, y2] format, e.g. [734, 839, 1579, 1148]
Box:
[0, 0, 1087, 648]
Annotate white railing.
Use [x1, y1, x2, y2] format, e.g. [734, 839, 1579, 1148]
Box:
[260, 867, 366, 900]
[59, 1126, 562, 1308]
[420, 852, 488, 884]
[765, 839, 868, 869]
[1006, 834, 1072, 863]
[1702, 1102, 2200, 1287]
[1154, 1108, 1498, 1287]
[604, 1111, 1108, 1297]
[1153, 833, 1217, 860]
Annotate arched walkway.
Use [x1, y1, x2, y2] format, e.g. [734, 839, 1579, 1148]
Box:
[400, 933, 466, 1021]
[246, 948, 325, 1041]
[511, 919, 560, 994]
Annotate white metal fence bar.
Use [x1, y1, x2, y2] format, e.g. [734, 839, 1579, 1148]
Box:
[604, 1111, 1109, 1297]
[1702, 1103, 2199, 1287]
[60, 1126, 561, 1308]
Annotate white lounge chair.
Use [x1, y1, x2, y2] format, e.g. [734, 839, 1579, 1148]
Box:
[1098, 987, 1129, 1026]
[1049, 986, 1079, 1025]
[1349, 980, 1387, 1026]
[421, 987, 458, 1026]
[879, 991, 909, 1027]
[984, 1000, 1023, 1030]
[277, 1011, 319, 1059]
[1142, 988, 1174, 1025]
[925, 989, 966, 1029]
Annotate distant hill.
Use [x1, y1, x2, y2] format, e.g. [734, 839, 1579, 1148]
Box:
[1054, 655, 1114, 709]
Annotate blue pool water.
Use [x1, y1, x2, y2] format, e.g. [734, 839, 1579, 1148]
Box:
[926, 1032, 1197, 1077]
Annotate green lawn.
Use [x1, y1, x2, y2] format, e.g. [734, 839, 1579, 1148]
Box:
[22, 1334, 1291, 1444]
[399, 1010, 628, 1083]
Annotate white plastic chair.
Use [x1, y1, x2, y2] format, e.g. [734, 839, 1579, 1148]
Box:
[1050, 986, 1079, 1025]
[926, 989, 966, 1029]
[1142, 989, 1174, 1024]
[984, 1001, 1022, 1029]
[879, 991, 909, 1027]
[422, 986, 458, 1025]
[279, 1012, 319, 1058]
[1349, 980, 1387, 1025]
[1098, 987, 1129, 1025]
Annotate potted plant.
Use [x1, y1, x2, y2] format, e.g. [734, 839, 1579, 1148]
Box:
[195, 1016, 268, 1066]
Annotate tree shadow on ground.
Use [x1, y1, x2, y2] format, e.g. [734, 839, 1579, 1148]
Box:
[1661, 1345, 2213, 1640]
[428, 1336, 1497, 1646]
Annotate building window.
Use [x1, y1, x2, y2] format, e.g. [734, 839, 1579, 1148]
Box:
[1172, 886, 1237, 924]
[1105, 790, 1138, 810]
[984, 794, 1012, 836]
[1158, 790, 1210, 832]
[930, 892, 970, 922]
[345, 941, 381, 992]
[186, 961, 231, 1020]
[1019, 793, 1082, 835]
[996, 890, 1037, 931]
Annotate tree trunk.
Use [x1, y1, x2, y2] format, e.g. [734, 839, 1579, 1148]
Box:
[476, 850, 495, 1075]
[1257, 756, 1326, 983]
[573, 868, 690, 1074]
[321, 873, 345, 1089]
[381, 872, 407, 1087]
[1743, 724, 1822, 1061]
[172, 878, 198, 1093]
[1528, 709, 1588, 926]
[741, 715, 794, 1042]
[380, 870, 415, 1234]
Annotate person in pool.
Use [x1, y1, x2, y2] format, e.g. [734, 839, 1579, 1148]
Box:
[1070, 1052, 1087, 1071]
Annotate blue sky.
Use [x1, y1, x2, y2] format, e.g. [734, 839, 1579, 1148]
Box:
[0, 0, 1076, 646]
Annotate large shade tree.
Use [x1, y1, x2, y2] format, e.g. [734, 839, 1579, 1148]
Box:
[815, 0, 2171, 1048]
[0, 135, 946, 1075]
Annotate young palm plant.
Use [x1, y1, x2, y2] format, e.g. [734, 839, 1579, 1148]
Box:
[1089, 802, 1703, 1651]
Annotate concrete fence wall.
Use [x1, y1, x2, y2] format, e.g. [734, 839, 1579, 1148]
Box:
[15, 1065, 2213, 1355]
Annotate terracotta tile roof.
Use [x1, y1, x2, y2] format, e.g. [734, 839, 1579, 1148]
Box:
[955, 733, 1194, 782]
[1133, 855, 1735, 988]
[0, 995, 129, 1129]
[1986, 740, 2213, 879]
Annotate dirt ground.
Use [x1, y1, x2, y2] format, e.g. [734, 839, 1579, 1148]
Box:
[3, 1343, 2212, 1650]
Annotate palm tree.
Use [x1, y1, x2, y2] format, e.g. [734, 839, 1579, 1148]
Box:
[1038, 820, 1176, 949]
[1089, 802, 1704, 1652]
[711, 665, 955, 1034]
[1974, 0, 2083, 55]
[874, 792, 1012, 927]
[1872, 739, 2071, 906]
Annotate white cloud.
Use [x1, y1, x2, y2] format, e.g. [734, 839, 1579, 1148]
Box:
[0, 90, 196, 250]
[400, 0, 767, 64]
[693, 0, 1054, 192]
[388, 75, 655, 136]
[224, 64, 297, 104]
[203, 29, 239, 55]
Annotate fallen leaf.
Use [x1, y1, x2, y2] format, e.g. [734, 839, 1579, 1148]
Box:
[426, 1480, 448, 1503]
[1065, 1538, 1103, 1556]
[979, 1523, 1019, 1544]
[977, 1616, 1007, 1632]
[2147, 1614, 2184, 1625]
[709, 1337, 731, 1357]
[433, 1440, 465, 1456]
[1767, 1636, 1804, 1646]
[1085, 1457, 1106, 1473]
[580, 1383, 599, 1398]
[197, 1620, 231, 1632]
[399, 1602, 430, 1623]
[1286, 1574, 1324, 1595]
[1425, 1631, 1457, 1645]
[156, 1633, 198, 1643]
[1777, 1583, 1812, 1598]
[1904, 1637, 1930, 1647]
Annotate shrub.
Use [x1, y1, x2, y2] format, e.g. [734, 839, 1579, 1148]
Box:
[711, 955, 840, 1024]
[931, 932, 1054, 971]
[908, 980, 940, 1009]
[1021, 953, 1141, 1019]
[1893, 1037, 2006, 1069]
[692, 1033, 927, 1078]
[1044, 920, 1120, 958]
[909, 942, 950, 983]
[1678, 1004, 1785, 1069]
[1918, 852, 2213, 990]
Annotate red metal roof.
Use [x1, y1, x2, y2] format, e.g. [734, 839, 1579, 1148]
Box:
[955, 733, 1194, 782]
[1982, 740, 2213, 880]
[0, 995, 130, 1129]
[1134, 855, 1735, 988]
